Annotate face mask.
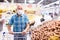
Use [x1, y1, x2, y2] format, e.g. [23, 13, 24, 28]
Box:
[17, 10, 23, 15]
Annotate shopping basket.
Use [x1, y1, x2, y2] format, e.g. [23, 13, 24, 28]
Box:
[1, 32, 29, 40]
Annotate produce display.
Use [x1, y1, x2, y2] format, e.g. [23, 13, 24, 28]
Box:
[24, 9, 35, 14]
[31, 20, 60, 40]
[27, 14, 35, 22]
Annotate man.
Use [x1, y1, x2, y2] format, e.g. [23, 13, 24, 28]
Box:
[7, 5, 30, 40]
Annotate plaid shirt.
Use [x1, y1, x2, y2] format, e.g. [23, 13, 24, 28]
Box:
[9, 14, 29, 32]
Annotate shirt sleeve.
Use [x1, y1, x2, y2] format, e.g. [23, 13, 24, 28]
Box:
[8, 16, 14, 25]
[25, 15, 29, 24]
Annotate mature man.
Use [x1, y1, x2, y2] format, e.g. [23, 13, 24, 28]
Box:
[7, 5, 30, 40]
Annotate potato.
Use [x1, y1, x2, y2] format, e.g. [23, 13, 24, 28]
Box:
[31, 20, 60, 40]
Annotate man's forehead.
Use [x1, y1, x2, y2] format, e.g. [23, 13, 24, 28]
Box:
[17, 5, 23, 10]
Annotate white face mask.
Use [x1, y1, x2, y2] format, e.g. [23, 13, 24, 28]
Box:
[17, 10, 23, 15]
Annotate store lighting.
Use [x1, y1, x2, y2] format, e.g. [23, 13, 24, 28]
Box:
[37, 0, 44, 5]
[4, 0, 9, 3]
[28, 0, 35, 3]
[43, 1, 59, 8]
[56, 1, 59, 4]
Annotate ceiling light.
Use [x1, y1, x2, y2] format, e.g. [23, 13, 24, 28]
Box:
[28, 0, 35, 3]
[37, 0, 44, 4]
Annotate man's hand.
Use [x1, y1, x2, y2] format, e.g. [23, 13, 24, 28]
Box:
[21, 30, 27, 35]
[9, 31, 14, 35]
[21, 23, 30, 35]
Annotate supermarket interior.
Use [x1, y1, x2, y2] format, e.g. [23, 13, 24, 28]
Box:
[0, 0, 60, 40]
